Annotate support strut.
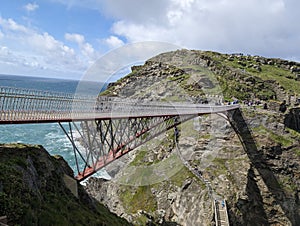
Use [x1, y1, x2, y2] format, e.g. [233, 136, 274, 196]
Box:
[59, 115, 198, 182]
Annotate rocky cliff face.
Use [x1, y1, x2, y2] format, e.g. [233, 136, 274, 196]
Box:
[86, 50, 300, 225]
[0, 143, 131, 226]
[285, 108, 300, 132]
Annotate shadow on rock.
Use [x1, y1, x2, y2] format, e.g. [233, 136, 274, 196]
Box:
[228, 108, 299, 225]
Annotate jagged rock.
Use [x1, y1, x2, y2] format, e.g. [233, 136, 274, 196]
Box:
[89, 50, 300, 226]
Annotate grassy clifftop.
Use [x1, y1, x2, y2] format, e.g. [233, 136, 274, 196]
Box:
[103, 49, 300, 103]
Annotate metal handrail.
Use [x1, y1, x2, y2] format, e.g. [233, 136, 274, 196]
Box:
[0, 86, 239, 123]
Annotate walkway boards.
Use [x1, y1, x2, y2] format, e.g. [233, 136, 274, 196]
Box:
[214, 199, 230, 226]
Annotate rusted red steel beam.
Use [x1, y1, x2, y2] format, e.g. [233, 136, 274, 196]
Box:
[75, 125, 153, 181]
[75, 115, 198, 181]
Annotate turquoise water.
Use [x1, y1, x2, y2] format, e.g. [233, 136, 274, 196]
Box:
[0, 74, 106, 175]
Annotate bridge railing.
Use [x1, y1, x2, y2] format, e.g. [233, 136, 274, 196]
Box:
[0, 86, 179, 120]
[0, 86, 239, 122]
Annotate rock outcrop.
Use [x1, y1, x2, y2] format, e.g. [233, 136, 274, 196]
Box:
[285, 107, 300, 132]
[86, 50, 300, 225]
[0, 143, 131, 226]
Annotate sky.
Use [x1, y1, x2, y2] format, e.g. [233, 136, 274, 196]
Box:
[0, 0, 299, 80]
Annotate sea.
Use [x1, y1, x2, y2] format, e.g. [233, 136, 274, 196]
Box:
[0, 74, 111, 180]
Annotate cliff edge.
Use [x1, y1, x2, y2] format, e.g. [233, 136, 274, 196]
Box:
[0, 143, 131, 226]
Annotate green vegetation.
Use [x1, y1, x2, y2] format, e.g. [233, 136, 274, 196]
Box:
[120, 185, 157, 214]
[251, 64, 300, 94]
[278, 175, 298, 193]
[134, 215, 149, 225]
[293, 148, 300, 156]
[168, 166, 195, 187]
[129, 148, 148, 166]
[168, 72, 190, 82]
[101, 50, 300, 102]
[211, 158, 228, 175]
[248, 64, 295, 95]
[286, 128, 300, 140]
[189, 51, 298, 100]
[180, 120, 199, 138]
[99, 88, 113, 96]
[118, 165, 200, 216]
[0, 144, 130, 226]
[253, 126, 293, 147]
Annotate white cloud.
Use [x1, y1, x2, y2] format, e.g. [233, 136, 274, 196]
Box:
[24, 3, 39, 12]
[2, 0, 300, 78]
[100, 0, 300, 60]
[37, 0, 300, 72]
[0, 46, 11, 56]
[0, 17, 96, 78]
[104, 36, 125, 49]
[65, 33, 85, 45]
[65, 32, 98, 62]
[0, 17, 28, 33]
[82, 43, 95, 58]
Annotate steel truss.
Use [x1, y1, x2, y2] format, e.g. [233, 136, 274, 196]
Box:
[59, 114, 197, 181]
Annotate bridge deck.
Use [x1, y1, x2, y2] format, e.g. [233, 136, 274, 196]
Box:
[0, 104, 239, 124]
[0, 86, 240, 185]
[0, 86, 239, 124]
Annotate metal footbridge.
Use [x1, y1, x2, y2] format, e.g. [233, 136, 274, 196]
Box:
[0, 86, 239, 183]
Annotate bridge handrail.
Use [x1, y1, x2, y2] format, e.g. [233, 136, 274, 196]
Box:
[0, 86, 239, 122]
[0, 86, 75, 99]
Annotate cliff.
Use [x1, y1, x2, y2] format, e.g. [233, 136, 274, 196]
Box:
[86, 50, 300, 225]
[0, 143, 131, 226]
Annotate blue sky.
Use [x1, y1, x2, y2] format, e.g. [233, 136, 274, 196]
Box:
[0, 0, 299, 80]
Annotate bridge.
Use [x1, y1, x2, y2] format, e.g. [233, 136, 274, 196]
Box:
[0, 86, 239, 183]
[0, 86, 240, 225]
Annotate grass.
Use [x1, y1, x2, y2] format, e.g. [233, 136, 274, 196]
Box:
[167, 73, 190, 82]
[211, 158, 228, 175]
[169, 166, 195, 187]
[294, 148, 300, 156]
[224, 56, 300, 95]
[179, 65, 222, 95]
[134, 215, 149, 225]
[160, 95, 185, 102]
[118, 153, 185, 186]
[253, 125, 293, 147]
[129, 149, 148, 166]
[252, 65, 300, 94]
[286, 128, 300, 140]
[120, 185, 157, 214]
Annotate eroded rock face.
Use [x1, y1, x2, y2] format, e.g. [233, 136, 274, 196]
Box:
[86, 50, 300, 225]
